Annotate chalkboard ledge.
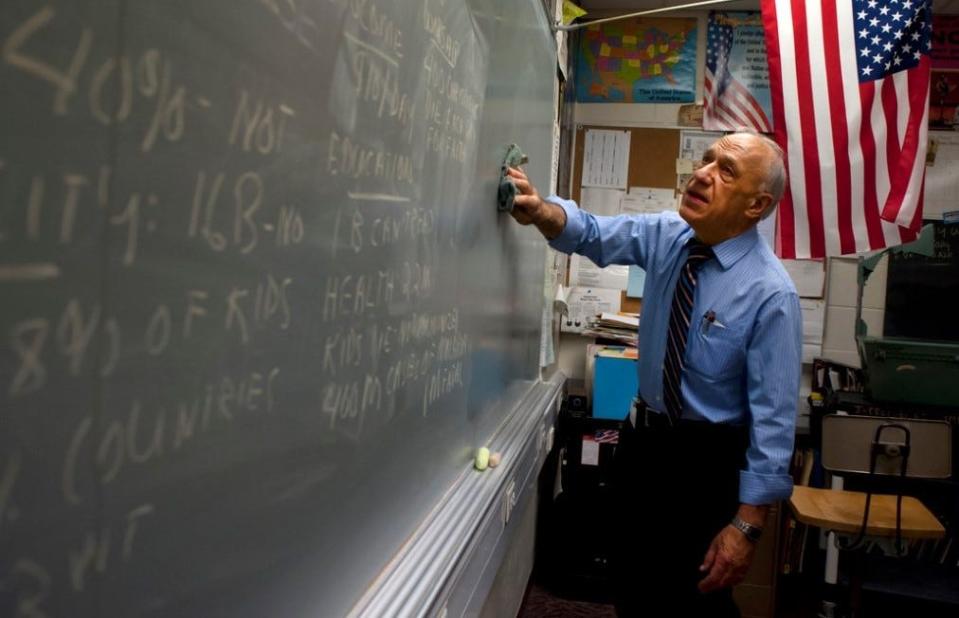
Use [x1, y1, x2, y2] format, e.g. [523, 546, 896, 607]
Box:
[347, 374, 565, 617]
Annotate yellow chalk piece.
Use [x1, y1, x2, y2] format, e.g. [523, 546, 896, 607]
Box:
[622, 35, 637, 45]
[600, 43, 611, 57]
[659, 43, 669, 53]
[652, 64, 662, 76]
[475, 447, 490, 471]
[627, 59, 639, 68]
[646, 44, 655, 58]
[489, 452, 502, 468]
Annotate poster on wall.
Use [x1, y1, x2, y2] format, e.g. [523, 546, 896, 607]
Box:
[703, 11, 773, 132]
[932, 15, 959, 130]
[575, 17, 698, 103]
[932, 14, 959, 70]
[931, 71, 959, 130]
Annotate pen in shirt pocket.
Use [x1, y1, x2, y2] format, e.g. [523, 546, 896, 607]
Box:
[702, 309, 726, 333]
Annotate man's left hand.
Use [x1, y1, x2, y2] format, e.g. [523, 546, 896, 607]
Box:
[697, 524, 756, 593]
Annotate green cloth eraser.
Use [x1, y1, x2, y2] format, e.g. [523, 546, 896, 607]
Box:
[475, 447, 490, 471]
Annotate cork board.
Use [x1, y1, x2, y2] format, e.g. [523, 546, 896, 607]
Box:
[572, 126, 681, 203]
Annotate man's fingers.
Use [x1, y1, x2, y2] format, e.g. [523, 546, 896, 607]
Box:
[700, 542, 718, 572]
[697, 559, 726, 594]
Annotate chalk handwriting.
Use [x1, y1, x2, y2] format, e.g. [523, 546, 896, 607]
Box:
[229, 90, 294, 155]
[69, 503, 154, 592]
[0, 450, 21, 536]
[62, 368, 280, 505]
[2, 6, 92, 115]
[9, 559, 51, 618]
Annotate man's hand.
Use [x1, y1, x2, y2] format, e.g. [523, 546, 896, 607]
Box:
[698, 503, 768, 593]
[697, 524, 756, 593]
[504, 167, 566, 238]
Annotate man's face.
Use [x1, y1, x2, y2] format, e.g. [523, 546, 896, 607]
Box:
[680, 134, 773, 244]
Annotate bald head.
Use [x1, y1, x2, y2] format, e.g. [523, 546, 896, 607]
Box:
[730, 132, 787, 219]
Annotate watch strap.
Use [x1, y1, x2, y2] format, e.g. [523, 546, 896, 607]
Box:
[731, 515, 763, 542]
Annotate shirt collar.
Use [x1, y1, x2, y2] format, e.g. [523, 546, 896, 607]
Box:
[685, 225, 760, 270]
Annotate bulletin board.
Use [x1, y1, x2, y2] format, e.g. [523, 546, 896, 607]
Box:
[572, 126, 681, 202]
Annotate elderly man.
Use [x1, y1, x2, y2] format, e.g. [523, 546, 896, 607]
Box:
[507, 132, 801, 616]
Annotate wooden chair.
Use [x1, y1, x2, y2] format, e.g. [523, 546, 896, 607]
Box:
[788, 414, 951, 617]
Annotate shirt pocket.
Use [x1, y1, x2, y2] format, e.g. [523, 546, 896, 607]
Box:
[685, 321, 747, 381]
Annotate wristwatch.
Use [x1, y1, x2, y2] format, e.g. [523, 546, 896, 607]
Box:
[731, 515, 763, 543]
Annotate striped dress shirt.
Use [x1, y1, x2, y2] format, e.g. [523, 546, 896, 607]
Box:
[549, 197, 802, 505]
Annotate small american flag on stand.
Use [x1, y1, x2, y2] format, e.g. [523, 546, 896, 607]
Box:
[761, 0, 932, 259]
[704, 14, 773, 132]
[593, 429, 620, 445]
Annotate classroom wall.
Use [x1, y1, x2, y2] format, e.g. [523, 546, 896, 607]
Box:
[555, 7, 897, 426]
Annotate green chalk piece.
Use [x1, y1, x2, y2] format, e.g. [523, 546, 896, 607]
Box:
[474, 447, 490, 471]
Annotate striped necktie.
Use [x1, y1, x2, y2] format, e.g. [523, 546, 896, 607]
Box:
[662, 239, 714, 423]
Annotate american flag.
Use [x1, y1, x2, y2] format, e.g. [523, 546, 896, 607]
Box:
[761, 0, 932, 259]
[705, 13, 773, 132]
[593, 429, 620, 444]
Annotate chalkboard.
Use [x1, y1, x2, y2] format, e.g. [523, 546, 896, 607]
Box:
[884, 222, 959, 341]
[0, 1, 556, 616]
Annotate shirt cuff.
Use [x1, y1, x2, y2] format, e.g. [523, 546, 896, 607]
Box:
[739, 470, 794, 505]
[545, 195, 584, 254]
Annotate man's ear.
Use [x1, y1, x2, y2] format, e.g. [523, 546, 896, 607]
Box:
[746, 193, 772, 221]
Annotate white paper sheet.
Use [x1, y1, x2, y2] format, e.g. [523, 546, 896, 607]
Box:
[783, 259, 826, 298]
[569, 255, 628, 290]
[677, 130, 722, 190]
[800, 298, 826, 363]
[581, 437, 600, 466]
[582, 129, 631, 189]
[925, 131, 959, 220]
[679, 130, 723, 160]
[562, 286, 622, 333]
[620, 187, 676, 215]
[800, 298, 825, 345]
[580, 187, 626, 216]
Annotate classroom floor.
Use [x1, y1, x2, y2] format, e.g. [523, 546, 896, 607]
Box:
[516, 582, 616, 618]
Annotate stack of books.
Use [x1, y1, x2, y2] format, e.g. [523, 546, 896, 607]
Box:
[582, 312, 639, 345]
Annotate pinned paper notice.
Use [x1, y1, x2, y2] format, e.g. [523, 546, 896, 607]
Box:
[676, 158, 695, 174]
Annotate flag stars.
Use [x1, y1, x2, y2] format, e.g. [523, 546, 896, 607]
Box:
[872, 35, 881, 45]
[869, 17, 880, 27]
[893, 30, 903, 39]
[883, 42, 893, 52]
[911, 31, 920, 41]
[881, 23, 892, 33]
[858, 10, 868, 19]
[913, 50, 922, 60]
[892, 12, 902, 21]
[879, 6, 890, 15]
[861, 47, 872, 57]
[893, 55, 902, 66]
[859, 28, 869, 38]
[873, 53, 883, 64]
[903, 43, 912, 53]
[868, 0, 877, 8]
[862, 65, 873, 76]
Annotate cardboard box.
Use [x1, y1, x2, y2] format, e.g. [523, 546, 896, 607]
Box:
[592, 347, 638, 420]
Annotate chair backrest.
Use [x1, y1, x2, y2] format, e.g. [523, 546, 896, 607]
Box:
[821, 414, 952, 479]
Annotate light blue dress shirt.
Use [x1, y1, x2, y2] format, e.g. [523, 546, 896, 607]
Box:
[549, 197, 802, 505]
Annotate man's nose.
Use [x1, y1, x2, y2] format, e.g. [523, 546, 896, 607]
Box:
[691, 161, 714, 184]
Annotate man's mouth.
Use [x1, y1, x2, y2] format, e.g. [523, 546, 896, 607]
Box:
[685, 188, 708, 205]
